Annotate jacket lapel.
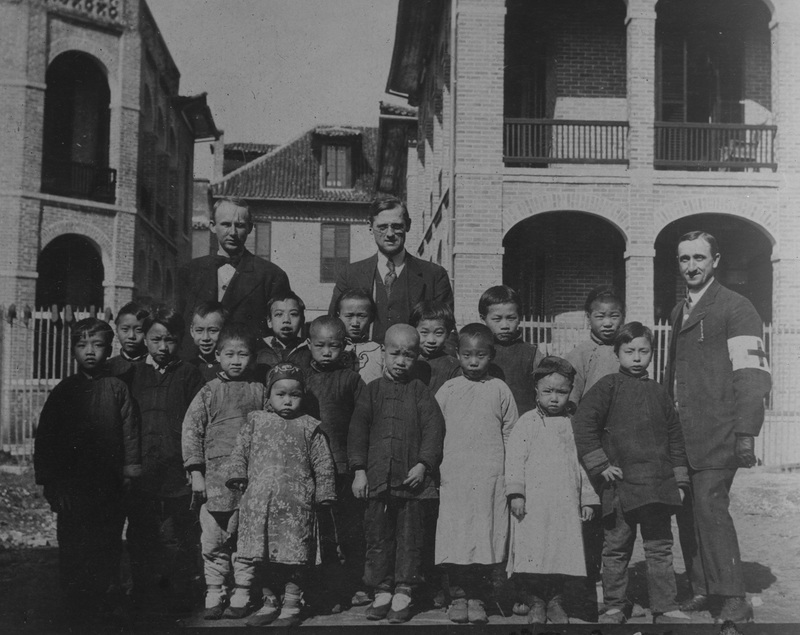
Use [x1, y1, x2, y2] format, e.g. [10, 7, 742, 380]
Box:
[359, 254, 379, 289]
[195, 257, 219, 302]
[404, 254, 426, 302]
[679, 279, 719, 333]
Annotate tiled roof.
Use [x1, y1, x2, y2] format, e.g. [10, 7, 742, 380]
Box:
[224, 142, 279, 155]
[212, 126, 379, 202]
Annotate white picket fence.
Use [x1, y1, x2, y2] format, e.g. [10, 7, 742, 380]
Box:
[0, 307, 798, 465]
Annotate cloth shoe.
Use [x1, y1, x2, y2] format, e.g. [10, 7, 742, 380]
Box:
[528, 596, 546, 624]
[682, 594, 709, 612]
[365, 591, 392, 621]
[512, 601, 530, 615]
[716, 596, 754, 624]
[271, 607, 302, 628]
[653, 609, 692, 624]
[631, 602, 646, 617]
[467, 599, 488, 624]
[448, 598, 469, 623]
[351, 590, 372, 606]
[546, 595, 569, 624]
[599, 608, 627, 624]
[387, 591, 412, 624]
[244, 597, 279, 627]
[203, 588, 226, 620]
[223, 587, 251, 619]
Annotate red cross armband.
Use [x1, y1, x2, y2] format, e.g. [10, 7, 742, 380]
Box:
[727, 335, 771, 373]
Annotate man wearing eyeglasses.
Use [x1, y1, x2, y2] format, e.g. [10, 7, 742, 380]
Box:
[329, 196, 453, 343]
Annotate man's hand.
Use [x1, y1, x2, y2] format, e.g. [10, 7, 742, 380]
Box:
[581, 505, 596, 521]
[600, 465, 623, 482]
[403, 463, 426, 490]
[510, 496, 526, 520]
[735, 435, 757, 468]
[352, 470, 369, 499]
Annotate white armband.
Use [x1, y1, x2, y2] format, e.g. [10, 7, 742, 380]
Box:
[728, 335, 771, 373]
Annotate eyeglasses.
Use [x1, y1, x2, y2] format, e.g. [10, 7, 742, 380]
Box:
[373, 223, 406, 234]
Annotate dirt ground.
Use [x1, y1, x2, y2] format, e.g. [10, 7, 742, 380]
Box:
[1, 464, 799, 632]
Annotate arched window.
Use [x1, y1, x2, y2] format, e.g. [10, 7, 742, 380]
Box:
[42, 51, 114, 202]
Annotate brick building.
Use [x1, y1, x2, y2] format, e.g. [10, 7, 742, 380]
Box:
[381, 0, 800, 418]
[0, 0, 218, 312]
[208, 125, 381, 318]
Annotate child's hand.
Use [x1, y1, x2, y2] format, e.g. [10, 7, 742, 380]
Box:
[191, 471, 207, 499]
[601, 466, 623, 482]
[510, 496, 526, 520]
[581, 505, 596, 521]
[352, 470, 369, 499]
[403, 463, 426, 490]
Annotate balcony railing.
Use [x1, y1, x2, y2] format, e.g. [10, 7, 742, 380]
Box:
[504, 119, 629, 166]
[654, 123, 777, 172]
[41, 159, 117, 203]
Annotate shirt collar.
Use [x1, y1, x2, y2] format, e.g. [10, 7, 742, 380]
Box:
[121, 350, 147, 362]
[686, 276, 714, 304]
[265, 335, 306, 354]
[619, 366, 649, 380]
[146, 355, 179, 374]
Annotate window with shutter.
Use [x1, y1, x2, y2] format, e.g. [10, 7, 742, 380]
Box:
[320, 223, 350, 282]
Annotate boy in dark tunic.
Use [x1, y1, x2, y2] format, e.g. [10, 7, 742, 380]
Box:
[186, 301, 227, 381]
[127, 306, 205, 609]
[572, 322, 691, 625]
[255, 292, 312, 380]
[303, 316, 367, 611]
[34, 318, 141, 623]
[410, 300, 460, 396]
[107, 301, 149, 377]
[480, 286, 543, 415]
[348, 324, 445, 624]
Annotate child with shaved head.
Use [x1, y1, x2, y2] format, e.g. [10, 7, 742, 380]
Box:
[303, 316, 369, 612]
[348, 324, 445, 624]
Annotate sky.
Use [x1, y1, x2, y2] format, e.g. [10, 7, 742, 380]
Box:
[147, 0, 399, 178]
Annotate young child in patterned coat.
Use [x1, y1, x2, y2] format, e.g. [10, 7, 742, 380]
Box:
[226, 363, 336, 628]
[182, 324, 268, 619]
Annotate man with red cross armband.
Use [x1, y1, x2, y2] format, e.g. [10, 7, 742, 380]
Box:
[665, 230, 771, 624]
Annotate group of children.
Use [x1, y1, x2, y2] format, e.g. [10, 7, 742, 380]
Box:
[34, 282, 692, 627]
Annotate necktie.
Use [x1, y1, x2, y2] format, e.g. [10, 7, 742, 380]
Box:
[215, 254, 242, 269]
[683, 294, 693, 322]
[384, 259, 397, 296]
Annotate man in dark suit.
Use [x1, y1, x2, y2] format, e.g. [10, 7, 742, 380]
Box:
[328, 196, 453, 343]
[179, 197, 291, 354]
[665, 231, 771, 624]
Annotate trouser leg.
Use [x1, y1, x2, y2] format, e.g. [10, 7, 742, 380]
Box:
[638, 504, 679, 614]
[601, 495, 636, 612]
[199, 505, 235, 588]
[690, 468, 745, 597]
[394, 497, 425, 594]
[364, 497, 396, 593]
[676, 486, 707, 596]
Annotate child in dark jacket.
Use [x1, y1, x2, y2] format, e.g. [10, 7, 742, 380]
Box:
[480, 286, 543, 415]
[187, 301, 227, 381]
[572, 322, 691, 625]
[107, 301, 149, 377]
[410, 300, 461, 396]
[255, 292, 312, 377]
[128, 306, 205, 607]
[348, 324, 445, 624]
[182, 324, 268, 619]
[303, 316, 368, 611]
[34, 318, 140, 622]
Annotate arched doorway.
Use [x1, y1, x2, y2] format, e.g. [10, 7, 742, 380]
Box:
[653, 213, 772, 321]
[36, 234, 104, 308]
[503, 211, 626, 317]
[41, 51, 114, 202]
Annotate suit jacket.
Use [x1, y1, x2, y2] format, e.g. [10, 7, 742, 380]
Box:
[179, 250, 291, 352]
[664, 279, 771, 470]
[328, 252, 453, 342]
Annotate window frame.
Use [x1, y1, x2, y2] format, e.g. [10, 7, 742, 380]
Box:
[320, 143, 353, 189]
[320, 222, 350, 283]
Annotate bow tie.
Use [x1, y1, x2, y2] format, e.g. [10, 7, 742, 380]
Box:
[215, 254, 242, 269]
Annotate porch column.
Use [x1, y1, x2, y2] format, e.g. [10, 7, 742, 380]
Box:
[624, 243, 655, 325]
[452, 0, 506, 326]
[626, 0, 657, 169]
[770, 252, 800, 413]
